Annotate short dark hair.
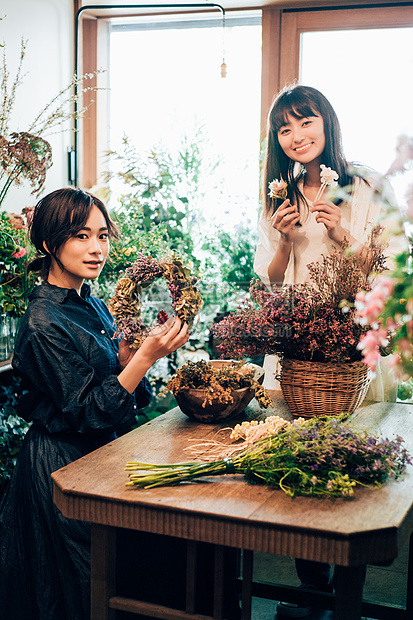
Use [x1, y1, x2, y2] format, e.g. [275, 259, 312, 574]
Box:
[28, 187, 120, 279]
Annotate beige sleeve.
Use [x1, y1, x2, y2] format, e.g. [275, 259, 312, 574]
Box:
[253, 210, 280, 288]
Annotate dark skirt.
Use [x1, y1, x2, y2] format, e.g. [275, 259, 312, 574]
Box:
[0, 424, 240, 620]
[0, 424, 110, 620]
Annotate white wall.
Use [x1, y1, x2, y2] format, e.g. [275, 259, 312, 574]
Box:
[1, 0, 73, 214]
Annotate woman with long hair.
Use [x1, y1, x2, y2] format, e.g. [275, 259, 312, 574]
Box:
[254, 85, 398, 618]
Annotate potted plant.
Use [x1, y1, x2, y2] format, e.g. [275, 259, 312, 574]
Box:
[213, 229, 387, 418]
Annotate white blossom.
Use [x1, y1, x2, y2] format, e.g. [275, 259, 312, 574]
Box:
[319, 164, 339, 187]
[268, 178, 287, 200]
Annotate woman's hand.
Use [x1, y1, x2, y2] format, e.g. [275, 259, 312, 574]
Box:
[118, 337, 136, 370]
[271, 199, 301, 241]
[138, 317, 189, 365]
[117, 317, 190, 395]
[310, 198, 348, 244]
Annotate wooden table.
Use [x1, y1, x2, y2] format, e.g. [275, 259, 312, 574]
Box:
[52, 392, 413, 620]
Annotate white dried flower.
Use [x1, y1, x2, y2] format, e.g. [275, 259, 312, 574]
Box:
[314, 165, 339, 202]
[268, 177, 288, 200]
[319, 164, 339, 188]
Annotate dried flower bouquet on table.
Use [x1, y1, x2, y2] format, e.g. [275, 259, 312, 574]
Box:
[125, 415, 411, 498]
[109, 252, 203, 349]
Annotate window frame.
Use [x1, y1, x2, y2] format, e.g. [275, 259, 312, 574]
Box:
[77, 1, 413, 188]
[261, 3, 413, 137]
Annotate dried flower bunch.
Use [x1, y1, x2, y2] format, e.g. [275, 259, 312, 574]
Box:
[0, 133, 52, 203]
[314, 164, 339, 202]
[184, 415, 299, 461]
[164, 359, 273, 409]
[213, 230, 388, 363]
[109, 252, 203, 349]
[125, 415, 411, 498]
[268, 177, 288, 201]
[0, 31, 100, 207]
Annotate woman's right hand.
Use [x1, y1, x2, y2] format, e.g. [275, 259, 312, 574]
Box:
[138, 316, 189, 365]
[271, 199, 300, 241]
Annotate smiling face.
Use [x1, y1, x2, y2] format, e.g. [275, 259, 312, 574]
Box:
[277, 113, 325, 166]
[47, 205, 109, 292]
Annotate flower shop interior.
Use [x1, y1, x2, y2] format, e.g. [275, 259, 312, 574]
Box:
[1, 0, 413, 619]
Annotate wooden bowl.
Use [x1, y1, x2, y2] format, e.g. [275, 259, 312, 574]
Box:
[175, 360, 264, 423]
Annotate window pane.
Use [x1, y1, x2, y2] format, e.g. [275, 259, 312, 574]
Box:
[300, 28, 413, 205]
[108, 12, 262, 229]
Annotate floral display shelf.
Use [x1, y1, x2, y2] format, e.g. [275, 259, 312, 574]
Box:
[52, 392, 413, 620]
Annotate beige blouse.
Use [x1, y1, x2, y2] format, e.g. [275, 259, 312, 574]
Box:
[254, 176, 386, 287]
[253, 175, 399, 401]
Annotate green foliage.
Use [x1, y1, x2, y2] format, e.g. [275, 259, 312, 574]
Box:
[397, 378, 413, 401]
[0, 210, 37, 317]
[0, 374, 30, 492]
[94, 129, 221, 303]
[93, 195, 170, 302]
[103, 128, 220, 265]
[201, 220, 258, 295]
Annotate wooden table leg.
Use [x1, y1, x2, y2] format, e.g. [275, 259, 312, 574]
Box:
[406, 532, 413, 620]
[334, 565, 364, 620]
[90, 524, 116, 620]
[213, 545, 225, 619]
[186, 540, 198, 615]
[241, 550, 253, 620]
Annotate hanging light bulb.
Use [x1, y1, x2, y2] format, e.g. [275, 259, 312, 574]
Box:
[221, 10, 227, 78]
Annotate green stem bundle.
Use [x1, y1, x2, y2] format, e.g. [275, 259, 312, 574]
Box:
[126, 417, 411, 498]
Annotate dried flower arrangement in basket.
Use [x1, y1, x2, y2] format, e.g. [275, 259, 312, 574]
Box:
[214, 228, 387, 365]
[213, 228, 389, 417]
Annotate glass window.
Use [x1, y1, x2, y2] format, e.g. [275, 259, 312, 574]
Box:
[300, 27, 413, 205]
[107, 11, 262, 230]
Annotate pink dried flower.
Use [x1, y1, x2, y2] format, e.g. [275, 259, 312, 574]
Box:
[12, 247, 27, 259]
[357, 327, 389, 371]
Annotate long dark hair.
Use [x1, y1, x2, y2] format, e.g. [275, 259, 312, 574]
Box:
[28, 187, 120, 280]
[263, 84, 359, 217]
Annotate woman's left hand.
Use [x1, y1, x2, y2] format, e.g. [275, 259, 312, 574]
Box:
[118, 337, 136, 369]
[310, 198, 348, 244]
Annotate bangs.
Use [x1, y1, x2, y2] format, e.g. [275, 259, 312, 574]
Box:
[69, 202, 93, 233]
[272, 92, 320, 132]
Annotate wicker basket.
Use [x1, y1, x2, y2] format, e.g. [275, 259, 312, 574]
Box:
[279, 358, 371, 418]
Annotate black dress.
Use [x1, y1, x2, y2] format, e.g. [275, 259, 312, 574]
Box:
[0, 283, 152, 620]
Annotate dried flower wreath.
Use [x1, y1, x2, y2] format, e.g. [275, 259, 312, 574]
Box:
[109, 252, 203, 349]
